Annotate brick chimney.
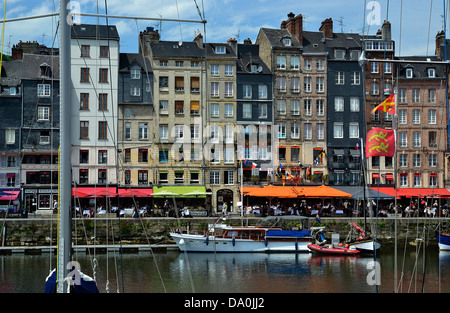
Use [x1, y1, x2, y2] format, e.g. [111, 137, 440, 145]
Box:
[280, 12, 303, 45]
[139, 27, 160, 56]
[435, 30, 445, 58]
[227, 37, 237, 53]
[194, 33, 204, 48]
[319, 18, 333, 39]
[381, 20, 391, 41]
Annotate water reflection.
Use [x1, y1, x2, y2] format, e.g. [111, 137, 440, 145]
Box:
[0, 249, 448, 293]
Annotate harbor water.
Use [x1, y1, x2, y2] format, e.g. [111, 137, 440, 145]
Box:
[0, 247, 448, 293]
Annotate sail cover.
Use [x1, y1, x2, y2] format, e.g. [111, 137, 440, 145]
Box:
[44, 268, 99, 293]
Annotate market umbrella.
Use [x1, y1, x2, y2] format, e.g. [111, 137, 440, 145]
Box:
[152, 190, 180, 198]
[182, 190, 212, 197]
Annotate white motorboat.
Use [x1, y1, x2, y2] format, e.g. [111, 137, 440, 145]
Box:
[170, 216, 314, 253]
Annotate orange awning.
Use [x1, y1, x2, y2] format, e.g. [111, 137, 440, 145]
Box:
[300, 185, 352, 198]
[240, 186, 301, 198]
[240, 185, 351, 199]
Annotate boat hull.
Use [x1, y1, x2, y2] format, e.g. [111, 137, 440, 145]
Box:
[437, 233, 450, 251]
[348, 240, 381, 253]
[307, 244, 360, 255]
[170, 233, 313, 253]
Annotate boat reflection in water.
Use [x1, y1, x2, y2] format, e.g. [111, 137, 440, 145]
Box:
[170, 251, 381, 293]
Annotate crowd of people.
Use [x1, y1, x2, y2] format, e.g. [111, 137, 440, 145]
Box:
[71, 197, 450, 219]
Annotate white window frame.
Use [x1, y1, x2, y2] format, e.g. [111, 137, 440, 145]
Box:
[38, 106, 50, 121]
[37, 84, 51, 97]
[333, 122, 344, 139]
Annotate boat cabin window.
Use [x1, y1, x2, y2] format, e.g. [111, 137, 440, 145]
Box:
[251, 230, 265, 239]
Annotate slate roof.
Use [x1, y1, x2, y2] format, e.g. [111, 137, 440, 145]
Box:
[258, 28, 302, 48]
[71, 24, 119, 40]
[236, 44, 271, 74]
[0, 60, 22, 86]
[323, 32, 362, 49]
[302, 31, 327, 54]
[396, 56, 446, 78]
[119, 53, 152, 72]
[149, 41, 203, 58]
[21, 53, 60, 80]
[204, 42, 236, 59]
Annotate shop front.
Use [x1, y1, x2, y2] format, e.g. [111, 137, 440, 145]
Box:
[24, 188, 57, 212]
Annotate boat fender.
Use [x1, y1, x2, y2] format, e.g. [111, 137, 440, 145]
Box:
[205, 237, 209, 246]
[315, 231, 327, 246]
[264, 237, 268, 247]
[232, 237, 236, 247]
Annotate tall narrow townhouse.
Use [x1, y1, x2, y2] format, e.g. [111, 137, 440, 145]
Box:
[320, 18, 366, 187]
[301, 31, 329, 183]
[435, 31, 450, 188]
[20, 53, 60, 211]
[256, 13, 303, 184]
[362, 21, 396, 186]
[139, 28, 210, 207]
[203, 39, 238, 212]
[117, 53, 153, 189]
[233, 40, 273, 186]
[70, 24, 120, 189]
[0, 58, 23, 207]
[394, 56, 447, 193]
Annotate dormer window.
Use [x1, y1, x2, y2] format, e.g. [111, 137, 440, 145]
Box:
[40, 63, 52, 77]
[428, 68, 436, 77]
[282, 37, 292, 46]
[215, 46, 226, 54]
[131, 68, 141, 79]
[406, 68, 413, 78]
[334, 49, 345, 60]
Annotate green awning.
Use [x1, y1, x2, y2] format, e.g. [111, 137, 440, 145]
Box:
[152, 186, 208, 198]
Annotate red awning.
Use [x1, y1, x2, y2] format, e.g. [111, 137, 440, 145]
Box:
[0, 190, 19, 201]
[370, 187, 397, 197]
[372, 173, 379, 179]
[117, 188, 153, 197]
[396, 188, 450, 198]
[385, 173, 394, 180]
[72, 187, 117, 198]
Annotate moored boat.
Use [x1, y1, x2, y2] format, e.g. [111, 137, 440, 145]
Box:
[345, 221, 381, 254]
[170, 216, 314, 253]
[436, 231, 450, 251]
[307, 243, 360, 256]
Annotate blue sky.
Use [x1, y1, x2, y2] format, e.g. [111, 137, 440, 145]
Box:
[0, 0, 448, 57]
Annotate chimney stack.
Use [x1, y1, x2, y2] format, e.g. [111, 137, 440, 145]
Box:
[435, 30, 445, 58]
[227, 37, 237, 53]
[194, 33, 204, 48]
[381, 20, 391, 41]
[139, 27, 160, 56]
[319, 18, 333, 39]
[281, 12, 303, 45]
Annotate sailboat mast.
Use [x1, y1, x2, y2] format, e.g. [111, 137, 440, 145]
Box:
[57, 0, 72, 293]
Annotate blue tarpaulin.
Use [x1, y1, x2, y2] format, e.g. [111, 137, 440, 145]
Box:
[265, 230, 310, 238]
